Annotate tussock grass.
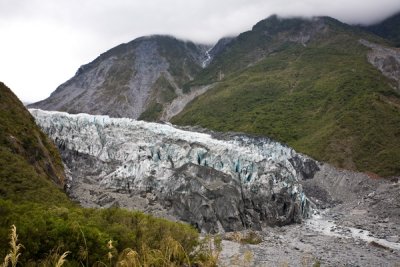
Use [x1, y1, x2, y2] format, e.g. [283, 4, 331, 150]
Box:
[1, 225, 22, 267]
[1, 224, 221, 267]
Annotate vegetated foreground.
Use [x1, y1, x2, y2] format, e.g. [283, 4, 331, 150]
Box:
[0, 82, 215, 266]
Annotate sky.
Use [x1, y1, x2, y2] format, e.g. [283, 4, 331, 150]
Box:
[1, 0, 399, 103]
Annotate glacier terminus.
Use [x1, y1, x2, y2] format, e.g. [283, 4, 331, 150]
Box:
[30, 108, 319, 233]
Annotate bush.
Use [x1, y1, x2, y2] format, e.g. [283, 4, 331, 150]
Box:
[0, 200, 203, 266]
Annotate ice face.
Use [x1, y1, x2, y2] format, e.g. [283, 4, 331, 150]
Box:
[30, 110, 301, 179]
[29, 108, 318, 232]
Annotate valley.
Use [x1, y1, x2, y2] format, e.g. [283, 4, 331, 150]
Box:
[221, 165, 400, 266]
[1, 10, 400, 267]
[30, 109, 400, 266]
[29, 15, 400, 177]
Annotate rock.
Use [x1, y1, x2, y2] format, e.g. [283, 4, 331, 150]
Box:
[288, 156, 320, 180]
[360, 39, 400, 89]
[385, 236, 399, 243]
[28, 36, 212, 120]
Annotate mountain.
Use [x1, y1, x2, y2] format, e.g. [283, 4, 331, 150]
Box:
[29, 15, 400, 177]
[29, 35, 210, 120]
[172, 15, 400, 177]
[363, 12, 400, 47]
[0, 82, 206, 265]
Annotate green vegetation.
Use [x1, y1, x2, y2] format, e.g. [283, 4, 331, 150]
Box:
[1, 223, 220, 267]
[139, 75, 178, 121]
[0, 83, 65, 187]
[139, 102, 163, 121]
[0, 203, 200, 266]
[0, 82, 214, 266]
[172, 18, 400, 177]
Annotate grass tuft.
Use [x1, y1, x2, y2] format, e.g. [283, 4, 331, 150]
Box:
[2, 225, 23, 267]
[54, 251, 70, 267]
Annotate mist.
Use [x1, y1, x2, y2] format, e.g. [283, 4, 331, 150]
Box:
[0, 0, 399, 102]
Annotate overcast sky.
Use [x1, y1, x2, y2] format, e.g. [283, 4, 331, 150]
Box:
[1, 0, 399, 103]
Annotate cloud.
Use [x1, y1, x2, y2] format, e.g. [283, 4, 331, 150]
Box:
[0, 0, 399, 102]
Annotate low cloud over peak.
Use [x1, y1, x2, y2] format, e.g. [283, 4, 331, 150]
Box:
[0, 0, 399, 102]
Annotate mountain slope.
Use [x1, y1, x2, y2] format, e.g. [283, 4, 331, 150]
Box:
[172, 16, 400, 177]
[363, 12, 400, 47]
[0, 82, 66, 203]
[27, 15, 400, 177]
[29, 35, 210, 120]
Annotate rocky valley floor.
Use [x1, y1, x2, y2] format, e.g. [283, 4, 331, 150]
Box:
[219, 169, 400, 267]
[220, 211, 399, 266]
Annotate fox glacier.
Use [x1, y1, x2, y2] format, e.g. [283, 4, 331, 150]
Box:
[30, 109, 319, 233]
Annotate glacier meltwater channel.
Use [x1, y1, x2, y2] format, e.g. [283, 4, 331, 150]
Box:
[30, 109, 319, 233]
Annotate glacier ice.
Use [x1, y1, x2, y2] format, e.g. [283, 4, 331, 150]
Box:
[29, 108, 319, 233]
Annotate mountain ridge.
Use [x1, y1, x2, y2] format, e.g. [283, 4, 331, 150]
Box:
[28, 14, 400, 176]
[363, 11, 400, 47]
[171, 15, 400, 177]
[29, 35, 211, 119]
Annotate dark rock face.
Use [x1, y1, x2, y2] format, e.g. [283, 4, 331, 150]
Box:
[209, 37, 235, 58]
[166, 161, 310, 232]
[31, 109, 314, 233]
[164, 163, 245, 233]
[289, 155, 320, 180]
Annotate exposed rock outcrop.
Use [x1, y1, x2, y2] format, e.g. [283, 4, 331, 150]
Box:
[29, 36, 211, 120]
[360, 39, 400, 89]
[160, 85, 214, 121]
[30, 109, 318, 233]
